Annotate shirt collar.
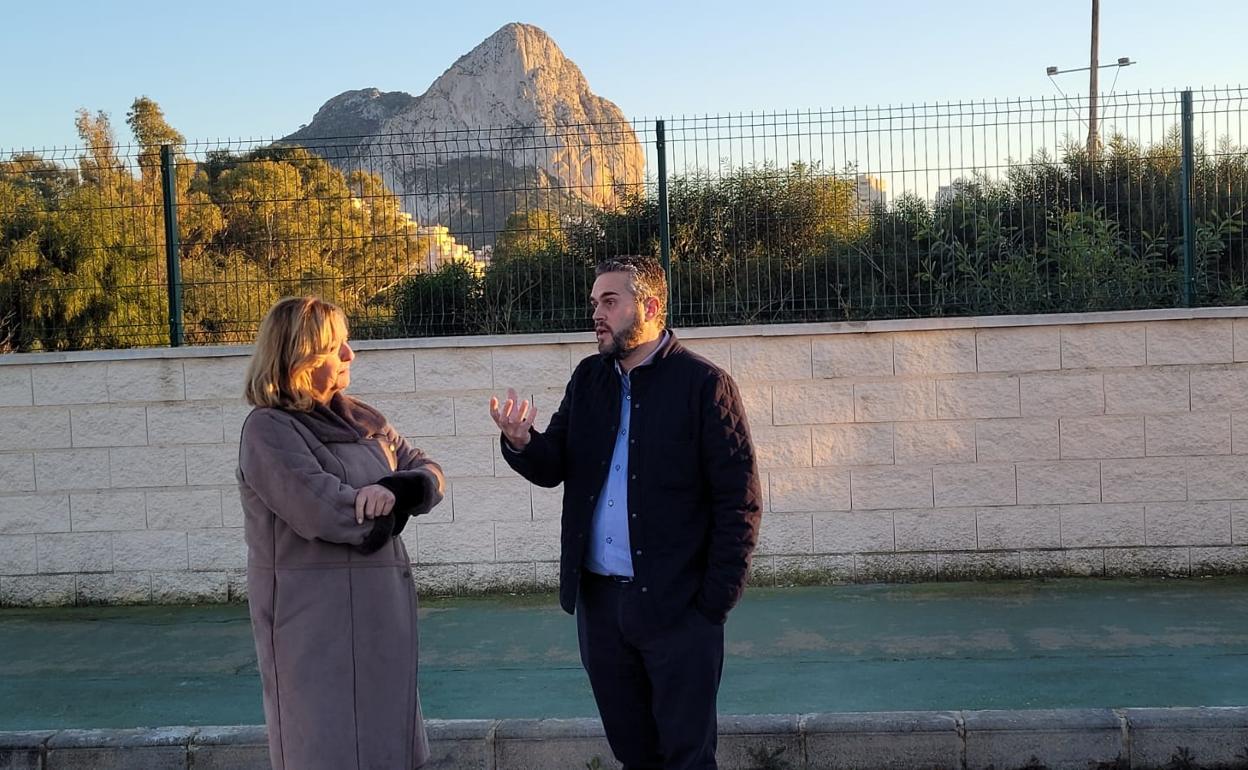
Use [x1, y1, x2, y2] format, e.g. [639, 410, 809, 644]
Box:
[614, 330, 671, 378]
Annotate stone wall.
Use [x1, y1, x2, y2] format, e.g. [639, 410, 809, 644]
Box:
[2, 308, 1247, 605]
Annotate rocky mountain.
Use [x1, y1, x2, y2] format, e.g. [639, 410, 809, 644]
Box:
[281, 23, 644, 248]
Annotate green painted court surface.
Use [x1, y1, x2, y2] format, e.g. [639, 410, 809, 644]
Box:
[1, 577, 1245, 730]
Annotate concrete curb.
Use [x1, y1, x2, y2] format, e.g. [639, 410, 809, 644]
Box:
[1, 708, 1245, 769]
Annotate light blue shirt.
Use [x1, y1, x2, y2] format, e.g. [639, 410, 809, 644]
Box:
[585, 332, 670, 577]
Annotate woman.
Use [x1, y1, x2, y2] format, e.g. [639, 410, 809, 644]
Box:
[237, 296, 444, 770]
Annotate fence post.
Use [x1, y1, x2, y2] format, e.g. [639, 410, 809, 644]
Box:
[656, 120, 672, 312]
[1180, 89, 1196, 308]
[160, 144, 184, 346]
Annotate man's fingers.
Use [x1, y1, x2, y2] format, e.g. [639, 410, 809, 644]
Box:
[355, 492, 366, 524]
[523, 405, 538, 428]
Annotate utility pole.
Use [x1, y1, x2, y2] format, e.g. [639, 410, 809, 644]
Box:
[1088, 0, 1100, 157]
[1046, 0, 1132, 158]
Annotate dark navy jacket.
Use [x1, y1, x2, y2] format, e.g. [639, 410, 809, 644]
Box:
[501, 333, 762, 626]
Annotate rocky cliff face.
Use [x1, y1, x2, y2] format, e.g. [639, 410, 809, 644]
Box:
[282, 23, 644, 246]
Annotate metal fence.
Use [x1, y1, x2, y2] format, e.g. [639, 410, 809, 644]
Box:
[1, 87, 1245, 352]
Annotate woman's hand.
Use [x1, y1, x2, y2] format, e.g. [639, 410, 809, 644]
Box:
[354, 484, 396, 524]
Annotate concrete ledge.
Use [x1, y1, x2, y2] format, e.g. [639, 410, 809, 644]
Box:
[2, 708, 1246, 769]
[1125, 707, 1248, 770]
[963, 708, 1126, 770]
[4, 305, 1246, 366]
[802, 711, 962, 770]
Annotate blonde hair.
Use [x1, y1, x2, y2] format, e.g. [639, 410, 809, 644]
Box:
[244, 297, 348, 410]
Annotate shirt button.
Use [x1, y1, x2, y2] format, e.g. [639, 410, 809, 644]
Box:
[615, 465, 620, 471]
[606, 537, 613, 544]
[608, 500, 615, 507]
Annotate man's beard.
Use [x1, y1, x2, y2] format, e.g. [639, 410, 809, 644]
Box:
[597, 315, 645, 360]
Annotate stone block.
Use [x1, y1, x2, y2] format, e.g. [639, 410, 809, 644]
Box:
[729, 337, 813, 381]
[812, 424, 894, 467]
[1147, 319, 1234, 364]
[936, 376, 1020, 419]
[933, 464, 1016, 507]
[812, 333, 894, 379]
[893, 421, 974, 465]
[1061, 322, 1146, 369]
[813, 511, 895, 554]
[893, 330, 976, 375]
[1059, 504, 1145, 548]
[769, 468, 850, 512]
[974, 418, 1059, 462]
[105, 360, 186, 402]
[1015, 461, 1101, 505]
[977, 327, 1061, 372]
[1020, 373, 1104, 417]
[32, 363, 109, 405]
[854, 380, 937, 422]
[1104, 369, 1191, 415]
[851, 466, 933, 510]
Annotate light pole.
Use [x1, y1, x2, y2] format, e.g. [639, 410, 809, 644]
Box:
[1046, 0, 1134, 158]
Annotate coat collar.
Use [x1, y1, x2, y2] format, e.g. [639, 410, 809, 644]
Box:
[288, 394, 387, 443]
[600, 329, 683, 373]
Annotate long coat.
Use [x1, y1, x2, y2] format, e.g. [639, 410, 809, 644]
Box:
[237, 394, 444, 770]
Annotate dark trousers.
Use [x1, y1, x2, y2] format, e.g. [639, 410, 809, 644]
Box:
[576, 572, 725, 770]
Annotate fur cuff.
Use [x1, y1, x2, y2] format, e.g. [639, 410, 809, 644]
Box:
[356, 513, 396, 555]
[376, 472, 435, 535]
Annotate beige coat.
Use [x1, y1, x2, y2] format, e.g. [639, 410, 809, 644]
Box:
[237, 395, 444, 770]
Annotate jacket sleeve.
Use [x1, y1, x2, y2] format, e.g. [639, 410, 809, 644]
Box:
[694, 371, 763, 624]
[375, 424, 446, 536]
[498, 377, 574, 488]
[238, 409, 373, 545]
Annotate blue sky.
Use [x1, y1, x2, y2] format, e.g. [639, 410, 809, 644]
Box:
[1, 0, 1243, 151]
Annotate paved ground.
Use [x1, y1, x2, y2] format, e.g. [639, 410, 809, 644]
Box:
[1, 576, 1246, 730]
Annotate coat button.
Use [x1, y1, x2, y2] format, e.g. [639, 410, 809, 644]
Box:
[640, 587, 648, 593]
[401, 570, 411, 578]
[634, 550, 642, 556]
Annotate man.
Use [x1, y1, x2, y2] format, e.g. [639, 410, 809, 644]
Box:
[489, 255, 762, 769]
